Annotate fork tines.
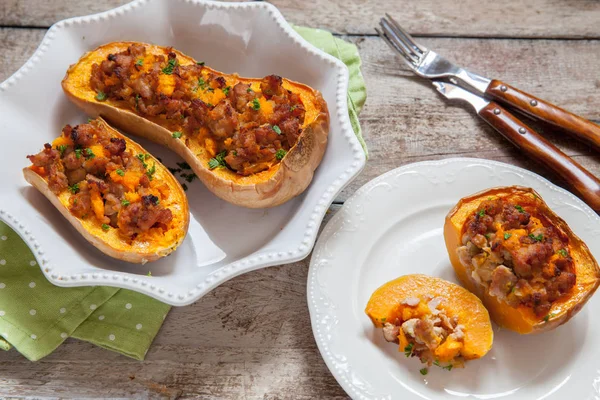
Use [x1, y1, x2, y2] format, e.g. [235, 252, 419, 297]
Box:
[377, 14, 427, 69]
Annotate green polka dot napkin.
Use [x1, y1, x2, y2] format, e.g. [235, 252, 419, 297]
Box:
[0, 27, 366, 362]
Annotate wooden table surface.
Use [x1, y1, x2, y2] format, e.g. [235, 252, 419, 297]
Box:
[1, 0, 599, 398]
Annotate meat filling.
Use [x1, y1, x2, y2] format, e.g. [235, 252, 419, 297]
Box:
[89, 45, 306, 175]
[27, 121, 173, 238]
[382, 296, 465, 369]
[456, 196, 576, 317]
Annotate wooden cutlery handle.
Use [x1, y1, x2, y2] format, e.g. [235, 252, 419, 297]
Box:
[485, 79, 600, 151]
[479, 102, 600, 211]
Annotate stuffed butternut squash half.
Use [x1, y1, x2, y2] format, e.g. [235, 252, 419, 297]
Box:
[61, 42, 329, 208]
[444, 186, 600, 334]
[365, 274, 493, 370]
[23, 118, 189, 264]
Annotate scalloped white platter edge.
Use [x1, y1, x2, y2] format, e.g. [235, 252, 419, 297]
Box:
[0, 0, 366, 306]
[308, 158, 600, 400]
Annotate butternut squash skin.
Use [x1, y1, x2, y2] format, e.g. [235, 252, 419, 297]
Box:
[23, 118, 189, 264]
[444, 186, 600, 334]
[365, 274, 493, 360]
[61, 42, 329, 208]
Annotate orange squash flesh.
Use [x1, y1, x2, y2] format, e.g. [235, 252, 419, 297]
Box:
[61, 42, 330, 208]
[365, 274, 493, 361]
[444, 186, 600, 334]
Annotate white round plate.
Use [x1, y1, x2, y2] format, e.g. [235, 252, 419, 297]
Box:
[308, 158, 600, 400]
[0, 0, 365, 305]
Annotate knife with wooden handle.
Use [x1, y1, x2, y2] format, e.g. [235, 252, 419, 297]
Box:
[485, 80, 600, 151]
[433, 81, 600, 211]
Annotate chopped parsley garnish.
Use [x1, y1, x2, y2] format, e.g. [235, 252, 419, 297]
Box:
[246, 87, 253, 93]
[146, 163, 156, 180]
[222, 86, 231, 96]
[477, 209, 486, 217]
[95, 91, 107, 101]
[484, 233, 491, 239]
[272, 125, 282, 135]
[208, 151, 228, 170]
[135, 58, 144, 66]
[442, 364, 453, 371]
[116, 169, 125, 176]
[57, 145, 67, 156]
[275, 149, 287, 160]
[136, 153, 149, 168]
[101, 224, 110, 231]
[543, 312, 557, 323]
[404, 343, 413, 357]
[557, 249, 568, 257]
[196, 61, 205, 66]
[68, 183, 79, 194]
[161, 58, 177, 75]
[197, 77, 206, 91]
[85, 148, 95, 159]
[504, 232, 512, 240]
[207, 88, 214, 94]
[147, 271, 152, 277]
[251, 98, 261, 110]
[232, 150, 237, 156]
[176, 161, 191, 170]
[529, 233, 544, 242]
[515, 205, 525, 213]
[182, 183, 188, 191]
[135, 94, 141, 110]
[419, 368, 428, 376]
[172, 131, 183, 139]
[290, 105, 297, 111]
[74, 149, 83, 159]
[121, 199, 130, 206]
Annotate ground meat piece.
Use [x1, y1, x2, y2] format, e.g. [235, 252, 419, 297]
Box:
[502, 204, 531, 229]
[86, 174, 108, 192]
[279, 118, 301, 147]
[478, 198, 503, 216]
[207, 100, 238, 138]
[489, 265, 518, 299]
[554, 272, 576, 293]
[47, 164, 68, 193]
[128, 44, 146, 58]
[70, 124, 96, 147]
[471, 233, 488, 249]
[66, 167, 87, 186]
[105, 137, 126, 156]
[83, 157, 109, 175]
[413, 318, 439, 349]
[228, 82, 255, 113]
[510, 240, 553, 278]
[382, 323, 400, 342]
[103, 193, 121, 217]
[27, 143, 59, 168]
[260, 75, 283, 99]
[139, 174, 150, 188]
[118, 200, 173, 235]
[70, 191, 91, 218]
[62, 150, 84, 170]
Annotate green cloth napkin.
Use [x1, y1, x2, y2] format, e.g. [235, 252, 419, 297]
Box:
[0, 26, 367, 362]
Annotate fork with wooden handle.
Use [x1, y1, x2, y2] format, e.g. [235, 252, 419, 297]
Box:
[377, 14, 600, 211]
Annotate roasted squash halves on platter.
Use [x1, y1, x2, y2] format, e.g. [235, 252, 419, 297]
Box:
[445, 186, 600, 334]
[62, 42, 329, 208]
[366, 274, 493, 370]
[24, 118, 189, 264]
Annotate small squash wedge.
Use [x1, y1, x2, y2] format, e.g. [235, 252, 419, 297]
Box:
[365, 274, 493, 368]
[23, 118, 189, 263]
[61, 42, 329, 208]
[444, 186, 600, 334]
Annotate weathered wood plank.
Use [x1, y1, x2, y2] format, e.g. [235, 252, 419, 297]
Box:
[2, 0, 600, 38]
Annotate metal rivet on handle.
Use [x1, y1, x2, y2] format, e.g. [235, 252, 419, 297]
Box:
[519, 127, 526, 134]
[500, 85, 507, 92]
[530, 100, 538, 106]
[493, 108, 501, 115]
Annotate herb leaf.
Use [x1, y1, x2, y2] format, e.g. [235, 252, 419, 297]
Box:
[162, 58, 178, 75]
[420, 368, 428, 376]
[251, 98, 260, 110]
[272, 125, 282, 135]
[85, 148, 95, 159]
[116, 169, 125, 176]
[135, 58, 144, 66]
[172, 131, 183, 139]
[68, 183, 80, 194]
[177, 161, 191, 170]
[529, 233, 544, 242]
[121, 199, 130, 206]
[515, 205, 525, 213]
[504, 232, 512, 240]
[146, 163, 156, 180]
[208, 151, 228, 170]
[57, 145, 67, 156]
[222, 86, 231, 96]
[95, 91, 107, 101]
[404, 343, 413, 357]
[275, 149, 287, 160]
[74, 149, 82, 159]
[557, 249, 568, 257]
[477, 209, 486, 217]
[101, 224, 110, 231]
[196, 61, 205, 66]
